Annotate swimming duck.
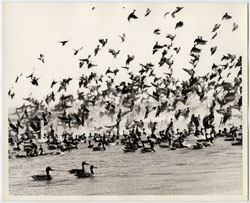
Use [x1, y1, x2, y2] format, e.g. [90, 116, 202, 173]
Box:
[32, 167, 54, 181]
[76, 165, 97, 178]
[68, 161, 89, 174]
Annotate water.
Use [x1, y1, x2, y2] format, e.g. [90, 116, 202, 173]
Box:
[9, 137, 242, 196]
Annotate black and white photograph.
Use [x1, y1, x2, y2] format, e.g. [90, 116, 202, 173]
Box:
[2, 2, 248, 201]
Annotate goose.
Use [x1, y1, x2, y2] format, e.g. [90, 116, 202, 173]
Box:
[32, 167, 54, 181]
[75, 165, 97, 178]
[68, 161, 89, 174]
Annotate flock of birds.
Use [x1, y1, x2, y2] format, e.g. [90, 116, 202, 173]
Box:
[8, 6, 243, 180]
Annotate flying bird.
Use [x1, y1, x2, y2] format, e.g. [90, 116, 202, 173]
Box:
[175, 21, 183, 29]
[222, 12, 232, 20]
[38, 54, 45, 63]
[119, 34, 126, 42]
[126, 55, 135, 65]
[128, 10, 138, 21]
[171, 6, 184, 18]
[212, 24, 220, 32]
[51, 80, 58, 88]
[15, 73, 22, 83]
[73, 46, 83, 55]
[145, 8, 151, 17]
[153, 28, 161, 35]
[99, 39, 108, 47]
[58, 40, 70, 46]
[109, 49, 120, 58]
[232, 23, 238, 31]
[94, 45, 101, 56]
[211, 32, 217, 40]
[164, 12, 170, 18]
[210, 46, 217, 55]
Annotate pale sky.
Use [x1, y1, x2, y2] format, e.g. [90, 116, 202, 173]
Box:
[3, 2, 247, 107]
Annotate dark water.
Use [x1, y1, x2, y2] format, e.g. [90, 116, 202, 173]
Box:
[9, 137, 242, 196]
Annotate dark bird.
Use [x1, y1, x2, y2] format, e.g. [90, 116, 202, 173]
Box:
[166, 34, 176, 41]
[164, 11, 170, 18]
[212, 24, 220, 32]
[153, 28, 161, 35]
[128, 9, 138, 21]
[68, 161, 89, 174]
[99, 39, 108, 47]
[119, 33, 126, 42]
[87, 62, 97, 69]
[31, 77, 39, 86]
[73, 46, 83, 55]
[175, 21, 183, 29]
[172, 6, 184, 18]
[190, 45, 201, 53]
[126, 55, 135, 65]
[94, 45, 100, 56]
[32, 167, 54, 181]
[121, 66, 129, 70]
[210, 46, 217, 55]
[10, 92, 15, 99]
[222, 12, 232, 20]
[145, 8, 151, 17]
[58, 40, 70, 46]
[50, 80, 58, 88]
[173, 47, 181, 54]
[38, 54, 45, 63]
[92, 7, 95, 10]
[109, 49, 120, 58]
[15, 73, 22, 83]
[232, 22, 238, 31]
[26, 73, 33, 79]
[211, 32, 217, 40]
[194, 36, 207, 45]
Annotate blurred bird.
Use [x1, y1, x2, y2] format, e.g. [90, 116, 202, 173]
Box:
[232, 23, 238, 31]
[109, 49, 120, 58]
[145, 8, 151, 17]
[128, 10, 138, 21]
[153, 28, 161, 35]
[222, 12, 232, 20]
[210, 46, 217, 55]
[175, 21, 183, 29]
[73, 46, 83, 55]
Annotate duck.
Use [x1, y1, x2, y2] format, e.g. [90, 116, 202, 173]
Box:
[32, 167, 54, 181]
[68, 161, 89, 174]
[76, 165, 97, 178]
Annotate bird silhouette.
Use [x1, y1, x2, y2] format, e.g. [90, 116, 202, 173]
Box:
[15, 73, 22, 83]
[38, 54, 45, 63]
[212, 24, 220, 32]
[50, 80, 58, 88]
[145, 8, 151, 17]
[126, 55, 135, 65]
[128, 10, 138, 21]
[94, 45, 101, 56]
[164, 12, 170, 18]
[210, 46, 217, 55]
[58, 40, 70, 46]
[172, 6, 184, 18]
[73, 46, 83, 55]
[211, 32, 217, 40]
[119, 34, 126, 42]
[222, 12, 232, 20]
[99, 39, 108, 47]
[232, 23, 238, 31]
[153, 28, 161, 35]
[175, 21, 184, 29]
[108, 49, 120, 59]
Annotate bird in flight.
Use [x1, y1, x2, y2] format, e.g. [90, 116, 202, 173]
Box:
[153, 28, 161, 35]
[99, 39, 108, 47]
[15, 73, 22, 83]
[171, 6, 184, 18]
[119, 34, 126, 42]
[222, 12, 232, 20]
[73, 46, 83, 55]
[38, 54, 45, 63]
[128, 10, 138, 21]
[51, 79, 58, 88]
[212, 24, 220, 32]
[58, 40, 70, 46]
[145, 8, 151, 17]
[126, 55, 135, 65]
[175, 21, 184, 29]
[164, 11, 170, 18]
[232, 23, 238, 31]
[109, 49, 120, 58]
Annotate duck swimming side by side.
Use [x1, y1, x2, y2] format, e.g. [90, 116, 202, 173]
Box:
[32, 167, 54, 181]
[75, 165, 97, 178]
[68, 161, 89, 174]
